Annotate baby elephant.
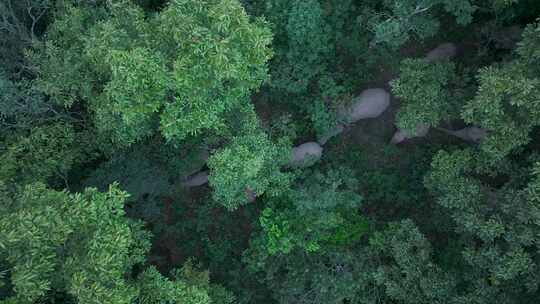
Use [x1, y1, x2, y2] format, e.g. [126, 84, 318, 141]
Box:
[390, 124, 430, 144]
[182, 171, 209, 187]
[318, 124, 345, 145]
[344, 88, 391, 123]
[425, 42, 457, 62]
[289, 142, 323, 167]
[438, 127, 487, 143]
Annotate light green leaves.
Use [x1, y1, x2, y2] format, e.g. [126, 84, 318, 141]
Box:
[0, 184, 142, 303]
[461, 21, 540, 161]
[208, 132, 290, 210]
[0, 123, 83, 185]
[137, 266, 211, 304]
[96, 48, 168, 146]
[391, 58, 457, 135]
[105, 48, 167, 123]
[35, 0, 272, 149]
[156, 0, 272, 140]
[254, 168, 364, 255]
[0, 183, 227, 303]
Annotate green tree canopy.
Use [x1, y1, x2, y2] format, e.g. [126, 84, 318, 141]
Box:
[425, 148, 540, 301]
[0, 123, 85, 187]
[371, 0, 476, 48]
[391, 58, 459, 135]
[392, 20, 540, 162]
[0, 183, 231, 304]
[34, 0, 272, 148]
[462, 20, 540, 160]
[207, 130, 291, 210]
[249, 168, 365, 258]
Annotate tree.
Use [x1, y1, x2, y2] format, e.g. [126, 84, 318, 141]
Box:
[253, 0, 378, 139]
[368, 219, 457, 304]
[6, 1, 540, 304]
[259, 0, 343, 140]
[245, 248, 371, 304]
[138, 261, 235, 304]
[462, 20, 540, 161]
[267, 0, 332, 96]
[370, 0, 476, 48]
[34, 0, 272, 148]
[247, 215, 454, 304]
[0, 0, 51, 74]
[392, 19, 540, 162]
[242, 168, 368, 304]
[0, 123, 85, 187]
[207, 130, 291, 210]
[0, 72, 60, 133]
[391, 58, 459, 135]
[424, 148, 540, 302]
[249, 168, 365, 257]
[0, 183, 232, 304]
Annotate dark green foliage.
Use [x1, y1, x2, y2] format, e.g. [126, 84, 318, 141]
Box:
[425, 149, 540, 301]
[268, 0, 332, 95]
[0, 0, 50, 74]
[0, 73, 55, 132]
[369, 219, 457, 304]
[4, 0, 540, 303]
[247, 218, 456, 304]
[257, 0, 380, 138]
[82, 146, 172, 229]
[462, 21, 540, 160]
[325, 142, 437, 221]
[0, 123, 85, 187]
[245, 247, 372, 304]
[241, 167, 369, 303]
[371, 0, 476, 48]
[0, 183, 229, 304]
[253, 168, 365, 256]
[391, 58, 459, 134]
[83, 146, 171, 202]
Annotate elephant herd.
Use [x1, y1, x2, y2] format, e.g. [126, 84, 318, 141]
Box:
[183, 42, 486, 189]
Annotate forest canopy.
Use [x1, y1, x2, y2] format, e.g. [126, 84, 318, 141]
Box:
[2, 0, 540, 303]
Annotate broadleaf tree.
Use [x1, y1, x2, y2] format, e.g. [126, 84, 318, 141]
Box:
[0, 183, 232, 304]
[34, 0, 272, 148]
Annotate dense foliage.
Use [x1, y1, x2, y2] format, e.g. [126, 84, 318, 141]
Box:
[3, 0, 540, 303]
